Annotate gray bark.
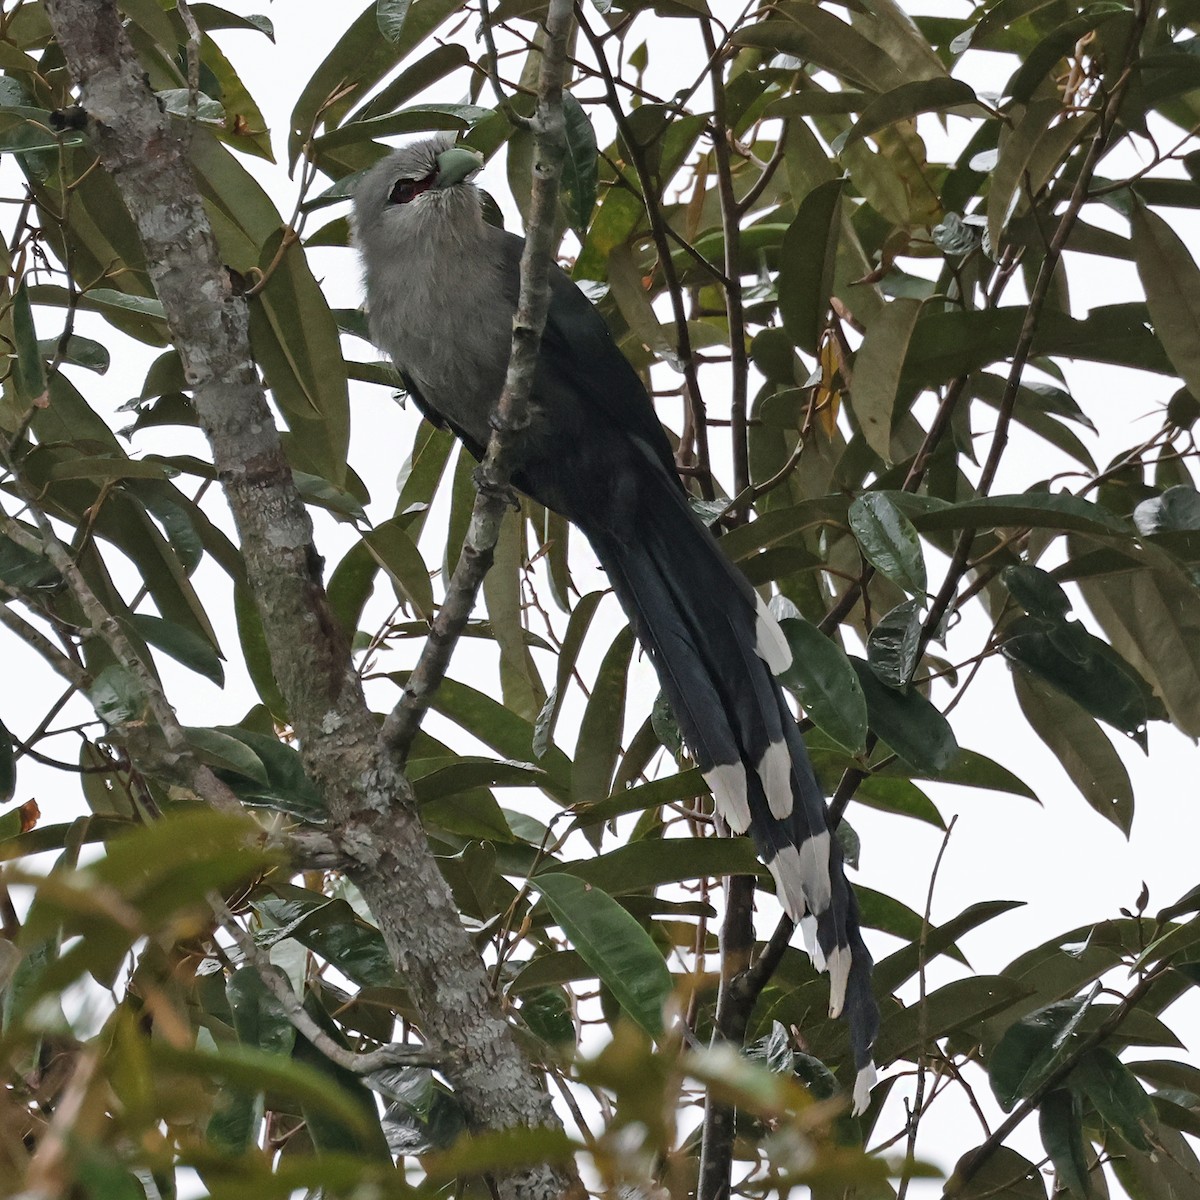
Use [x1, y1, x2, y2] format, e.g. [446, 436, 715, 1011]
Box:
[41, 4, 579, 1196]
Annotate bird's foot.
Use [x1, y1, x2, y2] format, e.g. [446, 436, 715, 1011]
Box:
[472, 465, 520, 510]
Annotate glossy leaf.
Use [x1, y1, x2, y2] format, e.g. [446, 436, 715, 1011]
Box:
[1073, 1047, 1157, 1153]
[848, 492, 927, 595]
[778, 617, 868, 754]
[535, 873, 671, 1037]
[1038, 1089, 1090, 1198]
[867, 597, 923, 688]
[852, 658, 959, 775]
[991, 996, 1091, 1111]
[559, 92, 598, 235]
[1000, 615, 1162, 744]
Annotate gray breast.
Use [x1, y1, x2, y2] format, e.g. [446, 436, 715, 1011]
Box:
[362, 202, 513, 449]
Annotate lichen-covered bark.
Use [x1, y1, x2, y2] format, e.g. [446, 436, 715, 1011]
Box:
[42, 5, 577, 1196]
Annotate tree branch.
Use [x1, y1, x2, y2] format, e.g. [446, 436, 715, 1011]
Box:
[41, 5, 581, 1196]
[381, 0, 577, 760]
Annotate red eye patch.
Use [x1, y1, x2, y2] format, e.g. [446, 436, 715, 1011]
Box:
[388, 171, 436, 205]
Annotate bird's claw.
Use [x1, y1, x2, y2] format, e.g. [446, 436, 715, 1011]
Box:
[472, 466, 520, 510]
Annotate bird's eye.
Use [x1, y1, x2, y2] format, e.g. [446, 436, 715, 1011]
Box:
[388, 172, 435, 205]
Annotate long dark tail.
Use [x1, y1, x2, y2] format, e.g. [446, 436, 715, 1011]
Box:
[583, 469, 878, 1108]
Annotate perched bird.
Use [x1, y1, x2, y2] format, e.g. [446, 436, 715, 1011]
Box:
[353, 133, 878, 1110]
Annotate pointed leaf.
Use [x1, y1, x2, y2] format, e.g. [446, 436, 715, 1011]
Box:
[1131, 203, 1200, 402]
[852, 658, 958, 775]
[128, 613, 225, 686]
[571, 628, 634, 808]
[837, 78, 983, 151]
[867, 597, 923, 688]
[1038, 1089, 1090, 1198]
[777, 179, 843, 355]
[535, 873, 670, 1037]
[849, 492, 927, 594]
[1011, 670, 1134, 833]
[1073, 1047, 1157, 1153]
[559, 93, 597, 235]
[777, 617, 868, 754]
[851, 297, 923, 464]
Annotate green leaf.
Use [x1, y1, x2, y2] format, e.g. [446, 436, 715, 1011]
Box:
[867, 597, 923, 689]
[88, 664, 145, 726]
[255, 887, 396, 988]
[483, 508, 545, 723]
[571, 767, 705, 828]
[211, 727, 326, 820]
[153, 1041, 375, 1138]
[184, 727, 269, 784]
[1070, 539, 1200, 738]
[1131, 202, 1200, 402]
[991, 996, 1090, 1111]
[852, 658, 959, 775]
[836, 78, 983, 151]
[559, 92, 598, 235]
[191, 4, 275, 40]
[1003, 564, 1071, 619]
[854, 775, 944, 827]
[1000, 615, 1161, 744]
[549, 836, 760, 896]
[227, 965, 296, 1057]
[313, 103, 491, 153]
[234, 579, 288, 722]
[376, 0, 411, 41]
[249, 232, 350, 486]
[874, 900, 1025, 994]
[36, 333, 109, 373]
[423, 1126, 580, 1184]
[411, 677, 573, 798]
[948, 1145, 1047, 1199]
[1038, 1089, 1090, 1198]
[879, 975, 1029, 1064]
[128, 613, 225, 686]
[777, 617, 868, 754]
[1073, 1047, 1157, 1152]
[288, 0, 464, 167]
[1011, 670, 1135, 833]
[732, 13, 905, 92]
[900, 491, 1130, 537]
[777, 179, 843, 355]
[851, 297, 923, 465]
[10, 279, 46, 406]
[848, 492, 927, 594]
[535, 873, 671, 1037]
[572, 628, 634, 809]
[362, 517, 433, 619]
[348, 45, 471, 125]
[535, 590, 604, 758]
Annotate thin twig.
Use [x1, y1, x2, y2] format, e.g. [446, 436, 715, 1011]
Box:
[897, 815, 957, 1200]
[381, 0, 577, 758]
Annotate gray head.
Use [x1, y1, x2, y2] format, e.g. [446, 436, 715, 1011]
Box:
[352, 134, 486, 256]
